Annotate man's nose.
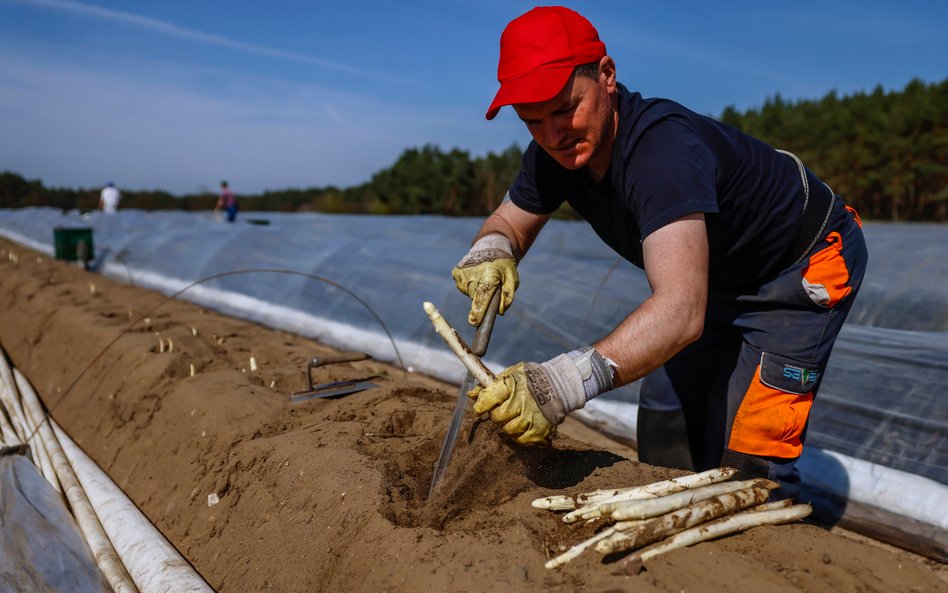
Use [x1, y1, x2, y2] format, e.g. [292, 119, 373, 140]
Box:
[541, 118, 567, 147]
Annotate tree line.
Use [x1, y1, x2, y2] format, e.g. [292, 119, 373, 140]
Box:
[721, 77, 947, 221]
[0, 143, 524, 218]
[2, 76, 945, 221]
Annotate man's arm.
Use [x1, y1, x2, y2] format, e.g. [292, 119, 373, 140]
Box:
[452, 197, 551, 325]
[473, 197, 551, 261]
[465, 212, 708, 444]
[594, 213, 709, 387]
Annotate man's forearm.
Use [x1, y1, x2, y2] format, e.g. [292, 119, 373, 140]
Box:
[474, 214, 528, 261]
[594, 293, 704, 388]
[472, 198, 550, 261]
[596, 214, 709, 388]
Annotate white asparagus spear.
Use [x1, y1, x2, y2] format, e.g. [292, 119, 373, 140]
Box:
[423, 302, 496, 387]
[560, 467, 740, 521]
[608, 478, 778, 521]
[594, 484, 772, 555]
[545, 518, 648, 570]
[748, 499, 793, 512]
[533, 496, 584, 511]
[613, 503, 813, 575]
[536, 467, 738, 511]
[545, 527, 617, 570]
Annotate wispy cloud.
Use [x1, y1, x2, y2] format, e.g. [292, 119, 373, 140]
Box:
[13, 0, 412, 84]
[0, 44, 519, 193]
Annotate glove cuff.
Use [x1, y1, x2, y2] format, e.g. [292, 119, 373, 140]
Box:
[566, 346, 616, 399]
[526, 347, 615, 425]
[456, 233, 514, 268]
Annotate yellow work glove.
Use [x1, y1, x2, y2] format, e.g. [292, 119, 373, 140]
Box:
[452, 233, 519, 326]
[467, 347, 616, 445]
[468, 362, 556, 445]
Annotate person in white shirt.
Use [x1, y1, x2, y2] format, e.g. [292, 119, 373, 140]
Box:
[99, 181, 121, 214]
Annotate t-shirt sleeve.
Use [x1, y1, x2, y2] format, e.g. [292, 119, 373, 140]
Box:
[507, 141, 565, 215]
[626, 120, 720, 238]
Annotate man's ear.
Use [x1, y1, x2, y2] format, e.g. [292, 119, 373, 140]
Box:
[599, 56, 617, 89]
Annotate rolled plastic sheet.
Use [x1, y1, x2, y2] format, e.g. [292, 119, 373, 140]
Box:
[0, 350, 53, 481]
[0, 450, 112, 593]
[52, 420, 216, 593]
[10, 366, 138, 593]
[0, 395, 18, 445]
[1, 350, 210, 592]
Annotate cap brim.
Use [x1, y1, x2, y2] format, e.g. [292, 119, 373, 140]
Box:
[485, 65, 576, 120]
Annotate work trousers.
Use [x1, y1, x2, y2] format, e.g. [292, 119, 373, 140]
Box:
[637, 198, 868, 501]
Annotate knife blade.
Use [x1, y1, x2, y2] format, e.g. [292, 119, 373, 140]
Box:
[428, 291, 501, 499]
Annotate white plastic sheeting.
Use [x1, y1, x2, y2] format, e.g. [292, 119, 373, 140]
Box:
[0, 452, 113, 593]
[0, 349, 215, 593]
[53, 421, 216, 593]
[9, 364, 138, 593]
[1, 207, 946, 557]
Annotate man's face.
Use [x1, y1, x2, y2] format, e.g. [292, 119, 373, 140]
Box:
[513, 58, 617, 175]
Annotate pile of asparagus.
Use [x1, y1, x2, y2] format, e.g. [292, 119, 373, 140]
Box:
[535, 467, 812, 572]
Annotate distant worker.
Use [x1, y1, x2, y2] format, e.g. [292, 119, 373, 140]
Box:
[453, 6, 868, 501]
[215, 180, 238, 223]
[99, 181, 121, 214]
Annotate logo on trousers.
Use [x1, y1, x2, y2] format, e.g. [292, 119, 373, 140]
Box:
[783, 365, 818, 387]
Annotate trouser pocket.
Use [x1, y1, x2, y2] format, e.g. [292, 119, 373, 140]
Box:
[728, 352, 818, 459]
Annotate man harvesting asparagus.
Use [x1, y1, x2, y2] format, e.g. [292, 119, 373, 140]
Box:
[453, 6, 867, 500]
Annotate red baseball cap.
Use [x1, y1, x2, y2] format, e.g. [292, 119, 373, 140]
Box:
[486, 6, 606, 120]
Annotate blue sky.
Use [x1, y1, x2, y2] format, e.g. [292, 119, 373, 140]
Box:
[1, 0, 945, 195]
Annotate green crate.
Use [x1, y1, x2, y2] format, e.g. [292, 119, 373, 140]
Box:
[53, 227, 95, 262]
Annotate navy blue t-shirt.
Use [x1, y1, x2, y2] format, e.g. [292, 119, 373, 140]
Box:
[509, 84, 811, 292]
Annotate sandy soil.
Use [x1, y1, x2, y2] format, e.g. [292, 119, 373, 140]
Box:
[1, 238, 945, 593]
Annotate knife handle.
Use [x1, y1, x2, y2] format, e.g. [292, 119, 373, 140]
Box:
[470, 290, 501, 356]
